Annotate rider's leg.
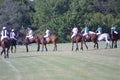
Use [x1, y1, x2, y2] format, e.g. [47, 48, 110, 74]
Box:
[83, 33, 87, 41]
[114, 31, 118, 34]
[71, 33, 76, 42]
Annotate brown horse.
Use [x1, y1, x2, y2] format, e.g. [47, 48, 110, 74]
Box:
[71, 33, 88, 51]
[45, 35, 58, 51]
[110, 31, 119, 48]
[17, 32, 46, 52]
[34, 34, 46, 51]
[0, 38, 10, 58]
[85, 31, 112, 49]
[10, 38, 17, 53]
[17, 32, 36, 52]
[86, 32, 99, 49]
[34, 34, 58, 51]
[81, 30, 99, 49]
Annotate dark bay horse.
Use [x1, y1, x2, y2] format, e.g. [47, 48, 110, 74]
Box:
[71, 33, 88, 51]
[86, 31, 99, 49]
[10, 38, 17, 53]
[0, 38, 10, 58]
[110, 31, 119, 48]
[34, 34, 58, 51]
[17, 32, 36, 52]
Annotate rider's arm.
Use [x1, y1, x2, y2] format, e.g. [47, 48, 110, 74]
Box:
[95, 29, 98, 32]
[81, 29, 84, 33]
[1, 31, 3, 35]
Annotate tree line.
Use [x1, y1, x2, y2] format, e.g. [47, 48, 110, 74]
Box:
[0, 0, 120, 42]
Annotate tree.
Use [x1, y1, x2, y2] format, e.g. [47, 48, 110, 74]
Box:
[0, 0, 33, 32]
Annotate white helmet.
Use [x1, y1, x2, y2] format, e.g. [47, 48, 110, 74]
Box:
[3, 27, 6, 29]
[27, 27, 31, 30]
[12, 29, 14, 31]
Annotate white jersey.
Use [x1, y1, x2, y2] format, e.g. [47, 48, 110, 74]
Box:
[72, 27, 78, 34]
[26, 30, 33, 39]
[44, 29, 50, 38]
[71, 27, 78, 39]
[1, 29, 9, 41]
[10, 32, 17, 40]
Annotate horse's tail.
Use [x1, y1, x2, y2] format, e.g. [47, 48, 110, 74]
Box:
[107, 33, 111, 41]
[1, 38, 10, 47]
[50, 35, 58, 43]
[55, 36, 58, 41]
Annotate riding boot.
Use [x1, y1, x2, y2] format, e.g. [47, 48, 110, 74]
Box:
[82, 36, 86, 41]
[71, 38, 74, 42]
[44, 38, 46, 43]
[27, 38, 30, 43]
[105, 43, 108, 49]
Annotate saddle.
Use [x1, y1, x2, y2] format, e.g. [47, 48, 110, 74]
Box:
[44, 37, 50, 42]
[97, 34, 102, 39]
[85, 35, 89, 39]
[26, 37, 33, 43]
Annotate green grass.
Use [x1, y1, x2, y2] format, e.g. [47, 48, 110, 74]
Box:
[0, 41, 120, 80]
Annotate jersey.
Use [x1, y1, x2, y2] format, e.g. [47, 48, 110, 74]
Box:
[72, 27, 78, 34]
[10, 31, 17, 40]
[84, 26, 89, 33]
[97, 27, 102, 33]
[1, 29, 9, 41]
[44, 29, 51, 38]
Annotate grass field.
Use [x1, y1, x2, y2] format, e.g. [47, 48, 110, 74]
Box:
[0, 41, 120, 80]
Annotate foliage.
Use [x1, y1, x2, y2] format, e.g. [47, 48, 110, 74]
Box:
[0, 0, 33, 32]
[0, 0, 120, 42]
[34, 0, 120, 42]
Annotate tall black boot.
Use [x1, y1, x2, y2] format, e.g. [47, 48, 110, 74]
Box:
[27, 38, 30, 43]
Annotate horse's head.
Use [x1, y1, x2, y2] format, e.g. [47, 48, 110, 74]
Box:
[1, 38, 10, 47]
[17, 32, 26, 39]
[34, 34, 44, 43]
[34, 34, 43, 39]
[70, 32, 73, 35]
[88, 33, 97, 41]
[110, 30, 119, 40]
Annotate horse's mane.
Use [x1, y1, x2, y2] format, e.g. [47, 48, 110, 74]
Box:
[17, 32, 26, 41]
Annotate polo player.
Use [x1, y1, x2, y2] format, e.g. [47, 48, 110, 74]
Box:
[44, 27, 51, 41]
[1, 27, 9, 41]
[96, 25, 102, 35]
[10, 29, 17, 40]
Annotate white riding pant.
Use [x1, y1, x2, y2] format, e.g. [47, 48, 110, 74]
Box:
[96, 32, 101, 35]
[10, 37, 17, 40]
[26, 35, 33, 39]
[83, 33, 88, 36]
[1, 36, 9, 41]
[71, 33, 77, 39]
[114, 31, 118, 34]
[44, 34, 50, 38]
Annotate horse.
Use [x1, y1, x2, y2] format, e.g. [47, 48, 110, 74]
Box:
[98, 33, 111, 48]
[86, 31, 99, 49]
[17, 32, 36, 52]
[71, 32, 88, 51]
[10, 38, 17, 53]
[45, 35, 58, 51]
[0, 38, 10, 58]
[34, 34, 58, 51]
[34, 34, 46, 51]
[85, 31, 111, 49]
[110, 31, 119, 48]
